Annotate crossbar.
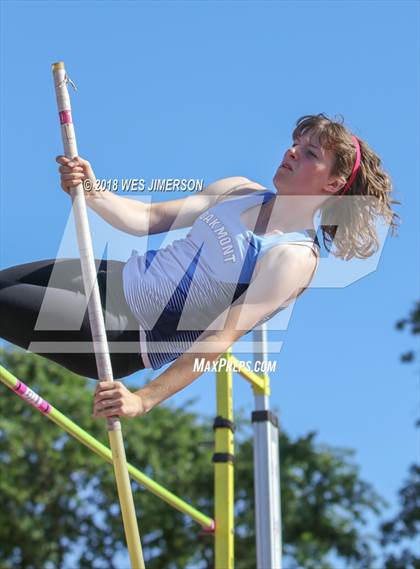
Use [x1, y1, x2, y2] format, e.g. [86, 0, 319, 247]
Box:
[0, 363, 214, 531]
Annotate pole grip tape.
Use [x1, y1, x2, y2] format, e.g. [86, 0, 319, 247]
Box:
[251, 410, 279, 429]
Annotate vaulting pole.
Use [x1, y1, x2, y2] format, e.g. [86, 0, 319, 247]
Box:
[51, 61, 145, 569]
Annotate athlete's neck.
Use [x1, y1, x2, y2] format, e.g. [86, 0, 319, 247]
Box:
[263, 194, 317, 234]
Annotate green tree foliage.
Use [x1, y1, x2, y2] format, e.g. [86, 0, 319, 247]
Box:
[0, 349, 215, 569]
[395, 300, 420, 365]
[377, 301, 420, 569]
[0, 349, 389, 568]
[379, 462, 420, 569]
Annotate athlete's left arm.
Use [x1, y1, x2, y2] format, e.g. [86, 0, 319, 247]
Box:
[92, 246, 316, 418]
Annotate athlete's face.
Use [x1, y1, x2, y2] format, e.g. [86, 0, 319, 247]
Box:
[273, 131, 345, 196]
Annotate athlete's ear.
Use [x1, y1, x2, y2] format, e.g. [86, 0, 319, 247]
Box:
[324, 176, 347, 195]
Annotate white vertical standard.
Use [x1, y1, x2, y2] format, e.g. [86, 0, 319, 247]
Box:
[252, 324, 282, 569]
[51, 62, 145, 569]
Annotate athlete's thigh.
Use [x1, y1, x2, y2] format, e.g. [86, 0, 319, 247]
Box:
[0, 259, 81, 290]
[0, 278, 92, 339]
[0, 258, 109, 295]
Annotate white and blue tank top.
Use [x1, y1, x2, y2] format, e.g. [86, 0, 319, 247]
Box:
[122, 189, 319, 370]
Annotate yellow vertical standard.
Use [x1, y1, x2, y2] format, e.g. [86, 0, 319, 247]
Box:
[214, 349, 235, 569]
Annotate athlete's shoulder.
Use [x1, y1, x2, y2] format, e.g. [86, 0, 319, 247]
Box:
[254, 241, 317, 282]
[202, 177, 268, 200]
[208, 178, 270, 207]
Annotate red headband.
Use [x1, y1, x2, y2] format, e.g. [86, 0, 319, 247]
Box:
[341, 135, 361, 193]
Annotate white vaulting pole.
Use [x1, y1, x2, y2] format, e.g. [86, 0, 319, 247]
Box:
[51, 61, 145, 569]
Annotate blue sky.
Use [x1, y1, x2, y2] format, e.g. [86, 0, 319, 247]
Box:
[1, 0, 419, 565]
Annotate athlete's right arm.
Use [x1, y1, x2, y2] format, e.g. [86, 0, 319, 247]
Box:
[56, 155, 264, 236]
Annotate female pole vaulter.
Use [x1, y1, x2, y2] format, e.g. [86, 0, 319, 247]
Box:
[0, 114, 400, 420]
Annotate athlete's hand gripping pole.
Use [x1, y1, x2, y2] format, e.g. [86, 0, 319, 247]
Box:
[51, 61, 145, 569]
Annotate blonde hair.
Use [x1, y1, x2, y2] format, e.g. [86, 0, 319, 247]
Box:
[293, 113, 401, 260]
